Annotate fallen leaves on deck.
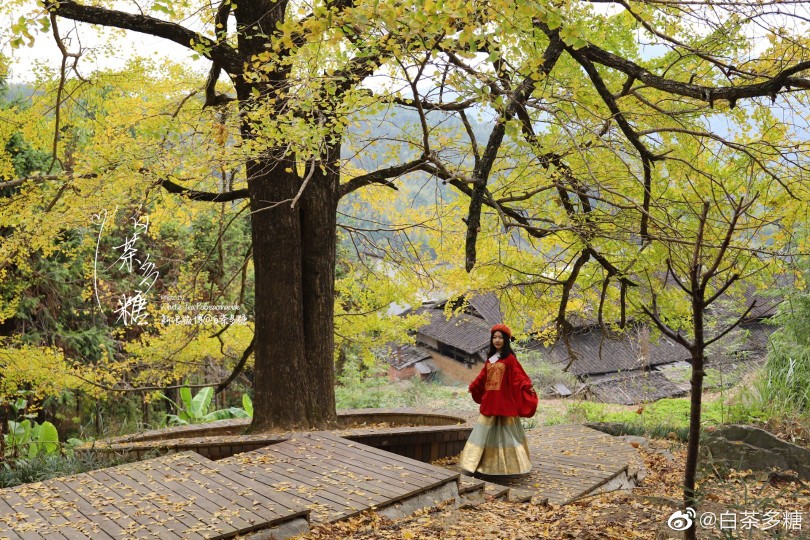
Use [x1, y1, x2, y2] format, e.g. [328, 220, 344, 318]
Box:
[302, 440, 810, 539]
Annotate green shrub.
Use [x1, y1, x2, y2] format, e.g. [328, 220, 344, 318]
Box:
[159, 386, 251, 425]
[562, 397, 753, 434]
[0, 452, 135, 489]
[4, 419, 61, 459]
[760, 259, 810, 412]
[335, 359, 475, 410]
[586, 421, 690, 441]
[514, 347, 579, 393]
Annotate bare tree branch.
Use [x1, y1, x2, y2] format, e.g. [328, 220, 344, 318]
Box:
[578, 40, 810, 102]
[338, 159, 428, 198]
[215, 335, 255, 394]
[703, 300, 756, 348]
[204, 0, 236, 107]
[159, 178, 249, 201]
[45, 1, 243, 74]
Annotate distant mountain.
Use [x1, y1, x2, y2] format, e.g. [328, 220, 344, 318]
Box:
[338, 106, 497, 259]
[3, 83, 36, 102]
[344, 105, 491, 168]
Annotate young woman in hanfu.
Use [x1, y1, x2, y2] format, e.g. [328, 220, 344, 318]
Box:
[458, 324, 538, 476]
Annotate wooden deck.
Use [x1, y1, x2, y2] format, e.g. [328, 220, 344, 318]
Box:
[0, 431, 460, 539]
[0, 419, 644, 538]
[220, 431, 460, 523]
[0, 451, 309, 540]
[470, 423, 645, 505]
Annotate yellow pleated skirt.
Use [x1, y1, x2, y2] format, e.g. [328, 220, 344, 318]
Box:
[458, 414, 532, 476]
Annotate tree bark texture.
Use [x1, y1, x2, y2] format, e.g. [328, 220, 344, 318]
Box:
[243, 150, 339, 431]
[230, 0, 339, 429]
[44, 0, 360, 431]
[299, 149, 340, 428]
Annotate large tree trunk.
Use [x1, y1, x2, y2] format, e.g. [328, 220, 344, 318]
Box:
[232, 0, 337, 431]
[245, 151, 339, 431]
[299, 147, 340, 427]
[246, 155, 309, 431]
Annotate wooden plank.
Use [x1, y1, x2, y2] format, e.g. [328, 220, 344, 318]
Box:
[536, 463, 619, 483]
[300, 441, 428, 494]
[13, 482, 76, 540]
[0, 484, 68, 540]
[304, 435, 454, 488]
[267, 439, 421, 497]
[320, 441, 449, 487]
[119, 460, 270, 538]
[270, 447, 400, 505]
[225, 444, 393, 523]
[56, 474, 144, 539]
[294, 440, 436, 496]
[537, 446, 629, 464]
[308, 433, 456, 482]
[226, 465, 354, 523]
[89, 468, 187, 539]
[538, 455, 623, 472]
[130, 461, 250, 539]
[108, 465, 209, 540]
[47, 478, 120, 540]
[265, 436, 461, 516]
[0, 525, 24, 540]
[199, 466, 312, 521]
[280, 438, 431, 491]
[23, 481, 105, 540]
[156, 452, 303, 532]
[0, 495, 25, 540]
[319, 432, 459, 480]
[182, 452, 310, 520]
[89, 469, 185, 540]
[144, 457, 268, 536]
[533, 463, 614, 481]
[238, 445, 386, 513]
[71, 473, 166, 538]
[227, 440, 416, 521]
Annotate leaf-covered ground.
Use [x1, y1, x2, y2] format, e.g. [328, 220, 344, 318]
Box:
[301, 439, 810, 539]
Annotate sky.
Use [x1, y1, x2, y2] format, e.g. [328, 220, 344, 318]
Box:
[5, 1, 807, 85]
[2, 10, 210, 84]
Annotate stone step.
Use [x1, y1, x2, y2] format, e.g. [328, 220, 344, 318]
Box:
[483, 481, 510, 500]
[457, 475, 487, 507]
[507, 488, 535, 503]
[458, 475, 486, 495]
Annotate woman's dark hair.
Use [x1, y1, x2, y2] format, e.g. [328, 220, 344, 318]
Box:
[488, 330, 514, 358]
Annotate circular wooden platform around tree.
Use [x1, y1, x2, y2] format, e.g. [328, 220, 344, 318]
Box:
[0, 410, 647, 538]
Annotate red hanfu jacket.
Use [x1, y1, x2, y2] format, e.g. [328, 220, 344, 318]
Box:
[469, 353, 537, 417]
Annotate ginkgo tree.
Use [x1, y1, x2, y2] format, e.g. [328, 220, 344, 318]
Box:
[356, 4, 810, 534]
[1, 1, 809, 512]
[2, 0, 457, 432]
[0, 63, 256, 432]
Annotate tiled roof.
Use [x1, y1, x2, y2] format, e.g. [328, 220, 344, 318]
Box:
[415, 308, 491, 355]
[559, 282, 784, 329]
[377, 343, 433, 370]
[586, 349, 767, 404]
[526, 325, 685, 376]
[467, 292, 504, 326]
[526, 321, 773, 377]
[586, 371, 687, 405]
[712, 283, 785, 321]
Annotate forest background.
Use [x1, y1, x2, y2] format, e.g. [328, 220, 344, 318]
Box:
[1, 3, 810, 533]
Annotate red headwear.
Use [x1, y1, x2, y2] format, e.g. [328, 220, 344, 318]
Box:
[490, 323, 512, 338]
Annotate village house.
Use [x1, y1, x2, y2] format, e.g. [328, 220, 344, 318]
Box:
[382, 293, 503, 384]
[382, 290, 781, 404]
